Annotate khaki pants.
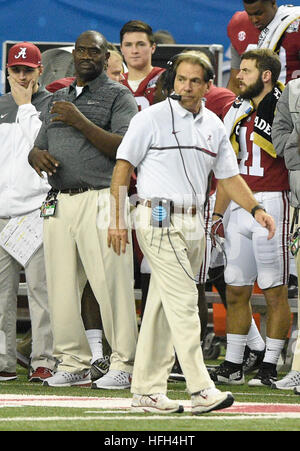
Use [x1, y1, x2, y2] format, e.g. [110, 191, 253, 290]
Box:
[43, 189, 137, 373]
[131, 205, 215, 395]
[0, 218, 55, 372]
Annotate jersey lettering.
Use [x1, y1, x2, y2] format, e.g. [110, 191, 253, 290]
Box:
[238, 128, 264, 177]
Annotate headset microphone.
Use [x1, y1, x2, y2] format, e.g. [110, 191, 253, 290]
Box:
[169, 93, 182, 101]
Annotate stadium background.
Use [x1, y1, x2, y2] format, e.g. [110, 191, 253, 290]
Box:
[0, 0, 289, 93]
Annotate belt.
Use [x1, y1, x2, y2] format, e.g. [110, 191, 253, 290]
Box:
[137, 198, 197, 216]
[55, 186, 102, 195]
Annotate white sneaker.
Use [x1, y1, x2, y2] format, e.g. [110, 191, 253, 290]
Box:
[272, 370, 300, 390]
[131, 393, 184, 414]
[92, 369, 131, 389]
[43, 370, 91, 387]
[191, 387, 234, 415]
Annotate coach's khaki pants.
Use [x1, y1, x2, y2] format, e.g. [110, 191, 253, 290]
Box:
[43, 189, 137, 373]
[0, 217, 55, 372]
[131, 205, 215, 395]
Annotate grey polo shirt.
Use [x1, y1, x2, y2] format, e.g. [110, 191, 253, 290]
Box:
[34, 72, 138, 190]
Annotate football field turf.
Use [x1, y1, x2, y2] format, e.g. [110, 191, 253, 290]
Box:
[1, 366, 300, 433]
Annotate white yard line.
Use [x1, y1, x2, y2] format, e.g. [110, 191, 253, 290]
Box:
[1, 414, 300, 422]
[1, 395, 300, 421]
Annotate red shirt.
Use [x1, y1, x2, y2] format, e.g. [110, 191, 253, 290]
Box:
[204, 85, 236, 194]
[227, 10, 300, 83]
[121, 67, 165, 111]
[237, 112, 289, 191]
[46, 77, 75, 92]
[279, 18, 300, 83]
[204, 84, 236, 120]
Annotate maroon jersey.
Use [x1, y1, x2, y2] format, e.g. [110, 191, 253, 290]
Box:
[46, 77, 75, 92]
[204, 85, 236, 195]
[228, 10, 300, 83]
[238, 112, 289, 191]
[278, 18, 300, 83]
[204, 84, 236, 120]
[121, 66, 165, 110]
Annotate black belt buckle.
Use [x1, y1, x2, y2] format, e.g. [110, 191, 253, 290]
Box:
[69, 187, 87, 196]
[62, 186, 101, 195]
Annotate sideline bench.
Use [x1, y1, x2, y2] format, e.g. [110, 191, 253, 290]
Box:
[18, 284, 298, 335]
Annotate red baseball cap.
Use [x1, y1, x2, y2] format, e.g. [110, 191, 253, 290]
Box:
[7, 42, 42, 68]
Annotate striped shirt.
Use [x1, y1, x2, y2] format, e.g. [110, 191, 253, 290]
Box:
[117, 98, 239, 206]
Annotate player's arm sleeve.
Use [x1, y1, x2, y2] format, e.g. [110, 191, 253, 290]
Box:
[213, 126, 239, 179]
[110, 90, 138, 136]
[230, 44, 241, 70]
[272, 84, 298, 162]
[33, 119, 49, 150]
[16, 104, 43, 150]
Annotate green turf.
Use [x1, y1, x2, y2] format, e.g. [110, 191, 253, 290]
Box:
[0, 362, 300, 432]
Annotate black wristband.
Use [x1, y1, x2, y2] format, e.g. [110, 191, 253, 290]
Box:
[212, 212, 223, 219]
[251, 204, 266, 217]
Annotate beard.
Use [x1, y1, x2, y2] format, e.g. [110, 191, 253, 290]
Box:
[239, 75, 264, 100]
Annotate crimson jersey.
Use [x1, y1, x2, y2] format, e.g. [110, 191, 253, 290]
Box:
[278, 18, 300, 83]
[228, 10, 300, 83]
[46, 77, 75, 92]
[204, 85, 236, 194]
[204, 84, 236, 120]
[121, 66, 165, 111]
[237, 112, 289, 191]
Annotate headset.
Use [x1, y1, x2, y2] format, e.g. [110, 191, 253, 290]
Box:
[162, 51, 215, 100]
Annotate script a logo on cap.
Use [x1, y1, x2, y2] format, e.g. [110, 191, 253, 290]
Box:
[14, 47, 28, 60]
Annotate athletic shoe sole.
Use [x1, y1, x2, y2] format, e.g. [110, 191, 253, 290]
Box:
[248, 379, 276, 387]
[91, 382, 131, 390]
[29, 377, 48, 383]
[271, 382, 297, 391]
[131, 405, 184, 414]
[213, 376, 245, 385]
[192, 393, 234, 415]
[168, 373, 186, 382]
[43, 380, 91, 387]
[0, 375, 17, 381]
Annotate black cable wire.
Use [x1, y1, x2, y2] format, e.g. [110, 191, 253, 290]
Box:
[166, 97, 227, 284]
[168, 98, 198, 203]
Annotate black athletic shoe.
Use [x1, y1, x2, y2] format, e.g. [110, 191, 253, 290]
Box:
[168, 360, 185, 382]
[288, 274, 298, 298]
[248, 362, 277, 387]
[209, 361, 245, 385]
[242, 346, 265, 374]
[90, 356, 110, 381]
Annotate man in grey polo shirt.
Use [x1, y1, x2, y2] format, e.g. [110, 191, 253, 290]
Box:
[28, 30, 138, 388]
